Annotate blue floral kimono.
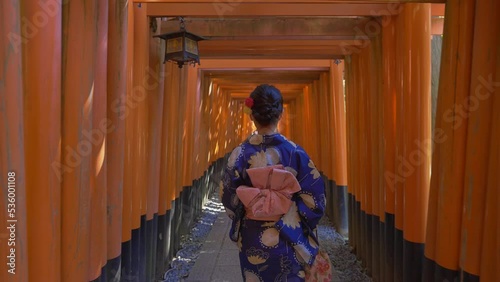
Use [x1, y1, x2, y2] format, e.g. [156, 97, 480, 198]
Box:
[221, 133, 326, 282]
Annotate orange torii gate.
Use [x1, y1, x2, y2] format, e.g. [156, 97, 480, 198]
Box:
[1, 1, 499, 282]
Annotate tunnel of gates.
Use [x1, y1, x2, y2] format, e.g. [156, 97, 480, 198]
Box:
[1, 1, 499, 282]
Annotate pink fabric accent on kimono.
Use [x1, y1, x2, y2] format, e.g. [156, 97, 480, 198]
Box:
[305, 249, 333, 281]
[236, 165, 301, 221]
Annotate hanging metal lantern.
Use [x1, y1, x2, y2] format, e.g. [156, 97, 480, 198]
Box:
[154, 17, 206, 68]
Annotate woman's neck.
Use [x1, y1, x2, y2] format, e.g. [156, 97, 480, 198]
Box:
[256, 124, 278, 135]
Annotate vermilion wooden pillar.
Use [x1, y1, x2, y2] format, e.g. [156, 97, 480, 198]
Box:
[345, 54, 362, 263]
[121, 0, 135, 249]
[106, 0, 128, 278]
[368, 33, 383, 282]
[0, 2, 29, 281]
[359, 46, 373, 273]
[393, 10, 406, 282]
[89, 1, 109, 280]
[177, 68, 188, 192]
[330, 60, 348, 195]
[192, 67, 204, 179]
[281, 103, 291, 139]
[344, 55, 355, 253]
[165, 63, 181, 207]
[461, 0, 499, 279]
[181, 68, 193, 187]
[328, 60, 351, 237]
[209, 82, 219, 161]
[401, 4, 431, 282]
[478, 11, 500, 279]
[158, 61, 173, 273]
[226, 90, 238, 151]
[317, 74, 331, 177]
[184, 65, 200, 183]
[479, 75, 499, 281]
[293, 89, 305, 148]
[19, 0, 62, 281]
[145, 17, 164, 281]
[146, 19, 166, 223]
[173, 65, 187, 255]
[303, 85, 312, 157]
[160, 62, 182, 262]
[382, 15, 397, 282]
[312, 80, 322, 168]
[349, 52, 362, 263]
[198, 76, 209, 165]
[356, 51, 364, 267]
[61, 0, 98, 280]
[376, 33, 386, 282]
[320, 69, 337, 234]
[122, 3, 150, 280]
[135, 5, 149, 243]
[424, 1, 475, 281]
[197, 74, 210, 174]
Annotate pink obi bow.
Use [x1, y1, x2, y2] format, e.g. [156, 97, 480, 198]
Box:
[236, 165, 301, 221]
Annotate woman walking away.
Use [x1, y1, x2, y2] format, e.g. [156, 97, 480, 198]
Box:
[221, 84, 329, 281]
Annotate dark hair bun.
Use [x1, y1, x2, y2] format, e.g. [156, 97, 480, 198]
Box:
[249, 84, 283, 126]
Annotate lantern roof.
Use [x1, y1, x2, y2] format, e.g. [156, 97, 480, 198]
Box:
[154, 30, 206, 42]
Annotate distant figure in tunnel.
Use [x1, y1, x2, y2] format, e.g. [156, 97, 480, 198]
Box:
[221, 84, 327, 281]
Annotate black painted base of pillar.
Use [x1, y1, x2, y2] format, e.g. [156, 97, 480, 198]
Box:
[156, 212, 169, 279]
[355, 200, 361, 259]
[335, 184, 349, 238]
[463, 271, 480, 282]
[403, 239, 424, 282]
[365, 213, 373, 275]
[139, 215, 146, 280]
[360, 210, 367, 264]
[379, 220, 386, 282]
[145, 214, 158, 281]
[384, 213, 395, 282]
[394, 228, 403, 282]
[423, 255, 461, 282]
[434, 262, 460, 282]
[347, 193, 354, 246]
[371, 215, 381, 282]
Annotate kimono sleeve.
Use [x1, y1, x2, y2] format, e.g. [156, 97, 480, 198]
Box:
[220, 146, 245, 219]
[292, 148, 326, 231]
[276, 147, 326, 233]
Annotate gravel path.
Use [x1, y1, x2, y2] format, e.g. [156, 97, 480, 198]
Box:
[317, 216, 371, 282]
[162, 193, 371, 282]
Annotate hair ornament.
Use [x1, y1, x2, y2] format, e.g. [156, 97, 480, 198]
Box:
[245, 97, 254, 109]
[244, 97, 254, 114]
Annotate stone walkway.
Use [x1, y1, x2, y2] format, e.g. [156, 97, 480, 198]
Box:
[184, 213, 243, 282]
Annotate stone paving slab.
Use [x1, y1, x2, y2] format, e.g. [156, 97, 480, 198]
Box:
[216, 250, 241, 266]
[210, 265, 243, 282]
